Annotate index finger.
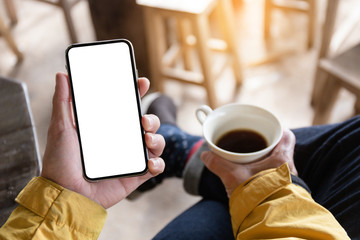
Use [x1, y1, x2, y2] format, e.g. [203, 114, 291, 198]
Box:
[201, 151, 238, 176]
[138, 77, 150, 97]
[50, 73, 73, 127]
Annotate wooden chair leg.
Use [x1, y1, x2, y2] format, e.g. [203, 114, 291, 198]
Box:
[355, 97, 360, 115]
[264, 0, 272, 41]
[218, 0, 243, 86]
[4, 0, 18, 25]
[311, 64, 328, 107]
[311, 0, 339, 106]
[192, 14, 218, 108]
[59, 0, 78, 43]
[0, 14, 23, 61]
[143, 8, 166, 92]
[312, 75, 341, 125]
[177, 20, 193, 71]
[307, 0, 316, 49]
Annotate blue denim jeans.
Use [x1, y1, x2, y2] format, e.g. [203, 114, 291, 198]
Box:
[154, 116, 360, 240]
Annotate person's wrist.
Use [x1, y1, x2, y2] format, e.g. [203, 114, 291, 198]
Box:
[39, 173, 62, 188]
[40, 174, 103, 207]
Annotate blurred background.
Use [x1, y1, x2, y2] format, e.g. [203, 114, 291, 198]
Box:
[0, 0, 360, 239]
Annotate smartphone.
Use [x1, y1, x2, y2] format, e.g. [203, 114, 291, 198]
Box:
[65, 39, 148, 181]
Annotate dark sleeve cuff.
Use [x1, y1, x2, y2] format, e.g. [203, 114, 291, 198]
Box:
[291, 175, 311, 193]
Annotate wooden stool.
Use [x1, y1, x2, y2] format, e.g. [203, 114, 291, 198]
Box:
[311, 0, 360, 124]
[137, 0, 243, 108]
[312, 43, 360, 125]
[264, 0, 316, 49]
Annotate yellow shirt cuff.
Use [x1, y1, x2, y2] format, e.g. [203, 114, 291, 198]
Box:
[229, 163, 291, 236]
[16, 177, 107, 238]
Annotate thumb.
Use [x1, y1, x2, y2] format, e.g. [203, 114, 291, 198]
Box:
[50, 73, 73, 129]
[201, 151, 213, 170]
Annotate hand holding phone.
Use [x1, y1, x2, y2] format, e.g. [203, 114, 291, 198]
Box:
[41, 72, 165, 209]
[65, 39, 149, 180]
[41, 39, 165, 208]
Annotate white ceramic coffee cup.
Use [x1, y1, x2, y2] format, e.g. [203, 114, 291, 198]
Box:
[196, 104, 283, 163]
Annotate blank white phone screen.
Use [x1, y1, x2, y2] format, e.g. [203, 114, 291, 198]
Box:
[67, 41, 147, 180]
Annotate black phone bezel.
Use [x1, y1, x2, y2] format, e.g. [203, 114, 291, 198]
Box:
[65, 39, 148, 181]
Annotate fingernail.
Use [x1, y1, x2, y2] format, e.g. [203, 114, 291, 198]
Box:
[148, 133, 156, 145]
[146, 115, 154, 128]
[151, 158, 159, 168]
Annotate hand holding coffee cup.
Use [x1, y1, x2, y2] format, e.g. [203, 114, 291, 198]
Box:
[196, 104, 283, 163]
[201, 128, 297, 197]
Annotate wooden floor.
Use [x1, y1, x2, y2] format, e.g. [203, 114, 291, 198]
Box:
[0, 0, 359, 239]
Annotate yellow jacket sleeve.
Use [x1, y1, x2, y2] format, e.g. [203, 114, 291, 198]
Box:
[0, 177, 107, 240]
[230, 164, 350, 239]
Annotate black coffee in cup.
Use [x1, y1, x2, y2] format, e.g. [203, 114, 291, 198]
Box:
[215, 129, 267, 153]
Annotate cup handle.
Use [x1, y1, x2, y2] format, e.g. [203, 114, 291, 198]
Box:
[196, 105, 213, 125]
